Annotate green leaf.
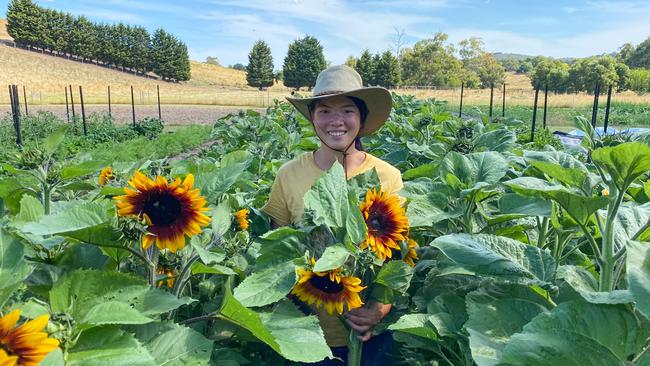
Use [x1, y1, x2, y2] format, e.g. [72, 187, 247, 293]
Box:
[345, 192, 367, 245]
[197, 151, 252, 200]
[22, 200, 113, 236]
[387, 314, 438, 341]
[15, 194, 44, 223]
[50, 270, 194, 329]
[304, 162, 348, 228]
[374, 260, 414, 294]
[39, 348, 65, 366]
[313, 245, 351, 272]
[558, 265, 633, 304]
[500, 301, 649, 365]
[191, 262, 236, 275]
[430, 234, 556, 284]
[43, 126, 67, 156]
[211, 201, 232, 237]
[403, 163, 437, 180]
[439, 151, 509, 189]
[233, 260, 297, 307]
[0, 228, 32, 307]
[130, 321, 213, 366]
[465, 287, 548, 366]
[67, 327, 156, 366]
[220, 290, 332, 362]
[529, 160, 591, 192]
[592, 142, 650, 192]
[406, 193, 458, 228]
[498, 194, 551, 217]
[505, 177, 609, 225]
[254, 227, 307, 270]
[60, 160, 107, 180]
[627, 240, 650, 319]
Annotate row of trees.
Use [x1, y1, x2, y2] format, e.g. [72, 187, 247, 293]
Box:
[529, 56, 633, 93]
[6, 0, 190, 81]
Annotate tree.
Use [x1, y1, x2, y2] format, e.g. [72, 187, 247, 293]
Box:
[231, 63, 246, 71]
[530, 57, 570, 92]
[282, 35, 327, 89]
[6, 0, 45, 48]
[355, 50, 376, 86]
[626, 37, 650, 69]
[205, 56, 220, 65]
[617, 43, 634, 63]
[374, 51, 400, 88]
[391, 27, 407, 60]
[151, 28, 190, 81]
[246, 40, 274, 89]
[475, 53, 505, 88]
[345, 56, 357, 69]
[400, 33, 462, 87]
[568, 56, 620, 93]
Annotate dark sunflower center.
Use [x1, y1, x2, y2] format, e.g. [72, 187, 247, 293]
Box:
[309, 275, 344, 294]
[143, 193, 182, 226]
[368, 211, 390, 233]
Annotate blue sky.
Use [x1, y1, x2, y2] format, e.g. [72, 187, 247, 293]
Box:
[2, 0, 650, 68]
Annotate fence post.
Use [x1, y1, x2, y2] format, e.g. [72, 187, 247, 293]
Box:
[489, 83, 494, 120]
[69, 84, 76, 123]
[603, 84, 613, 134]
[543, 83, 549, 129]
[10, 85, 22, 147]
[131, 85, 136, 126]
[459, 81, 464, 117]
[502, 83, 506, 117]
[65, 87, 70, 122]
[108, 85, 112, 119]
[530, 87, 540, 143]
[591, 81, 601, 128]
[79, 85, 87, 136]
[22, 85, 28, 116]
[157, 85, 162, 120]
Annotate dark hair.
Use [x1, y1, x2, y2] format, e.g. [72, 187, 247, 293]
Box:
[307, 96, 367, 151]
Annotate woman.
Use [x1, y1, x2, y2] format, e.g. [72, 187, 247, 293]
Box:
[262, 65, 402, 365]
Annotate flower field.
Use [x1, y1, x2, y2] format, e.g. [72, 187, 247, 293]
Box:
[1, 94, 650, 365]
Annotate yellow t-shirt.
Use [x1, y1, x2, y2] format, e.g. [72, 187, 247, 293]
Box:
[261, 151, 403, 347]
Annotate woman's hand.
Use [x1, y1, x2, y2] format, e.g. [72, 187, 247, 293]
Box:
[344, 301, 392, 342]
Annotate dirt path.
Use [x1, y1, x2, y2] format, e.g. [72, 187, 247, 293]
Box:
[0, 104, 266, 125]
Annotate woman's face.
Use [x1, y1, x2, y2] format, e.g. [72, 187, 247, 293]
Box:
[312, 95, 361, 151]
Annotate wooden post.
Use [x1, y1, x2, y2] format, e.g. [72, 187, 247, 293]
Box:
[22, 85, 28, 116]
[10, 85, 22, 147]
[9, 85, 16, 120]
[459, 81, 464, 117]
[603, 84, 613, 134]
[157, 85, 161, 120]
[543, 83, 549, 129]
[69, 85, 76, 120]
[108, 85, 112, 119]
[489, 83, 494, 120]
[591, 81, 601, 128]
[65, 87, 70, 122]
[79, 85, 87, 136]
[131, 85, 136, 126]
[502, 83, 506, 117]
[530, 87, 540, 143]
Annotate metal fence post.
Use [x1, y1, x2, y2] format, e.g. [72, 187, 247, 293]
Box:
[530, 87, 540, 143]
[79, 85, 87, 136]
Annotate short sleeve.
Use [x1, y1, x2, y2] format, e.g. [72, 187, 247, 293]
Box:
[261, 170, 292, 226]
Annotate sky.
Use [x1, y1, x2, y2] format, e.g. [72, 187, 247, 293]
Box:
[2, 0, 650, 68]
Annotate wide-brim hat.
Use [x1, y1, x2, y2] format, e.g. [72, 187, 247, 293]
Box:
[286, 65, 392, 137]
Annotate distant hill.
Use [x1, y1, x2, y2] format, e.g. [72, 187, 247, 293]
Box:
[492, 52, 534, 61]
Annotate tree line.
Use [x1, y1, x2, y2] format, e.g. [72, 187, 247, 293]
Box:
[6, 0, 190, 81]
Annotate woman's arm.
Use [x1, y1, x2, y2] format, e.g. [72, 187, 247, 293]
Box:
[343, 301, 392, 342]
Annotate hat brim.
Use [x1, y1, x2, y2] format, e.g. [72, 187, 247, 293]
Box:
[286, 87, 392, 137]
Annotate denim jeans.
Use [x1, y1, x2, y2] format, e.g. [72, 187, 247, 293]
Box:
[300, 331, 395, 366]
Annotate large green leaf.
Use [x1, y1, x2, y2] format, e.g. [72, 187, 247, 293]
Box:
[529, 160, 591, 192]
[50, 270, 194, 329]
[233, 260, 297, 307]
[304, 162, 349, 228]
[14, 194, 44, 224]
[439, 151, 509, 190]
[557, 265, 633, 304]
[67, 327, 156, 366]
[60, 160, 107, 180]
[21, 200, 113, 236]
[473, 128, 517, 152]
[592, 142, 650, 192]
[211, 201, 232, 237]
[505, 177, 610, 225]
[197, 151, 252, 200]
[387, 314, 438, 342]
[430, 234, 556, 284]
[465, 287, 548, 366]
[219, 290, 332, 362]
[313, 245, 351, 272]
[39, 348, 65, 366]
[497, 193, 551, 217]
[612, 203, 650, 249]
[43, 126, 67, 156]
[130, 322, 213, 366]
[627, 240, 650, 319]
[254, 227, 307, 270]
[0, 228, 33, 307]
[499, 301, 649, 365]
[523, 150, 588, 171]
[374, 260, 414, 294]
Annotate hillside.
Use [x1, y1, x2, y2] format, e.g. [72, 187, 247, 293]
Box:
[0, 19, 9, 40]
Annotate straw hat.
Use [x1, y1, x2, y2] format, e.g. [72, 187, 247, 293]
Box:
[286, 65, 392, 136]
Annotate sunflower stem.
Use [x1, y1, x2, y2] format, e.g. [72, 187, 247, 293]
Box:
[347, 330, 363, 366]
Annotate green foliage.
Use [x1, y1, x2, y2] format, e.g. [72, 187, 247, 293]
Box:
[530, 57, 570, 92]
[374, 51, 401, 88]
[246, 40, 275, 89]
[282, 35, 327, 89]
[628, 68, 650, 93]
[355, 49, 376, 86]
[625, 36, 650, 69]
[401, 33, 462, 87]
[568, 56, 627, 93]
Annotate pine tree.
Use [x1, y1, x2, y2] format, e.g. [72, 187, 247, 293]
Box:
[282, 35, 326, 89]
[374, 51, 401, 88]
[6, 0, 44, 48]
[246, 40, 274, 89]
[355, 50, 376, 86]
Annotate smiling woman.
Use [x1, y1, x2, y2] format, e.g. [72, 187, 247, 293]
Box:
[261, 65, 402, 365]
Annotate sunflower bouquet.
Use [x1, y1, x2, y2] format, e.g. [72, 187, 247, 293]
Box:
[297, 163, 417, 366]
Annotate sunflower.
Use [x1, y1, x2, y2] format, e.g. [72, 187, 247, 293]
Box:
[0, 310, 60, 366]
[114, 172, 211, 252]
[233, 209, 250, 231]
[359, 189, 409, 261]
[391, 238, 419, 267]
[291, 259, 365, 315]
[98, 166, 114, 186]
[156, 267, 177, 288]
